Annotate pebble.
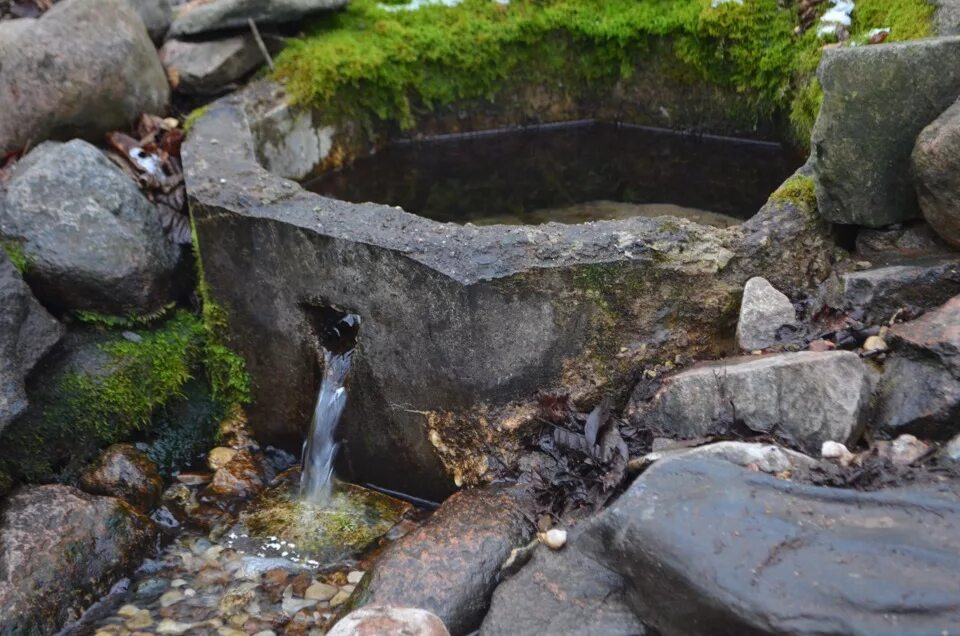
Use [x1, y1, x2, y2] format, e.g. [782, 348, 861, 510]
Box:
[218, 629, 247, 636]
[821, 441, 855, 466]
[346, 570, 364, 585]
[329, 590, 352, 608]
[282, 596, 318, 615]
[889, 434, 929, 465]
[117, 604, 141, 618]
[208, 447, 238, 470]
[125, 609, 154, 630]
[159, 589, 184, 607]
[862, 335, 888, 353]
[156, 619, 195, 634]
[542, 528, 567, 550]
[253, 631, 277, 636]
[304, 582, 339, 601]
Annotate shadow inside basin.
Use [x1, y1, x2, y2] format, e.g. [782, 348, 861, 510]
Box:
[305, 121, 804, 226]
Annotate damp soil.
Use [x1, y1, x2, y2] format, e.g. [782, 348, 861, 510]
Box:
[306, 121, 804, 226]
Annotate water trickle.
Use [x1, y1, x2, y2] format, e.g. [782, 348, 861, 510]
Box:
[301, 314, 360, 505]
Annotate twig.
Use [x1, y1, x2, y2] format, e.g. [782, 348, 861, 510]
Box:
[248, 18, 274, 71]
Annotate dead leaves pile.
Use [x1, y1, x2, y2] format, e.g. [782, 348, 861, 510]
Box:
[104, 114, 192, 245]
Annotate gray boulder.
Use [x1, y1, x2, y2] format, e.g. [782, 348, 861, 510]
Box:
[126, 0, 173, 42]
[161, 35, 264, 95]
[632, 351, 869, 453]
[735, 276, 796, 351]
[0, 251, 62, 435]
[0, 140, 185, 314]
[169, 0, 348, 37]
[874, 295, 960, 438]
[913, 99, 960, 248]
[811, 37, 960, 227]
[0, 485, 157, 635]
[824, 257, 960, 324]
[937, 0, 960, 35]
[364, 485, 535, 636]
[481, 529, 647, 636]
[0, 0, 170, 156]
[581, 457, 960, 636]
[636, 440, 818, 475]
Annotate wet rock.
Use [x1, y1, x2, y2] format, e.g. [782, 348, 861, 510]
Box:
[945, 433, 960, 460]
[0, 140, 186, 313]
[913, 98, 960, 248]
[631, 351, 869, 454]
[161, 36, 264, 95]
[855, 222, 948, 260]
[304, 581, 338, 602]
[127, 0, 172, 42]
[330, 607, 450, 636]
[735, 276, 796, 351]
[636, 440, 818, 475]
[580, 456, 960, 635]
[169, 0, 347, 36]
[0, 250, 62, 435]
[364, 485, 535, 635]
[0, 0, 169, 155]
[80, 443, 165, 512]
[811, 37, 960, 226]
[481, 529, 646, 636]
[0, 485, 157, 635]
[823, 256, 960, 324]
[201, 449, 266, 506]
[873, 296, 960, 438]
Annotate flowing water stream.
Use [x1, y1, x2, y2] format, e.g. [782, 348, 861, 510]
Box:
[300, 314, 360, 505]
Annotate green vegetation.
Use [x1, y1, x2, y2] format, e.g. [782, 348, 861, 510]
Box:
[2, 240, 31, 274]
[72, 303, 176, 329]
[274, 0, 933, 148]
[769, 174, 817, 209]
[182, 105, 211, 133]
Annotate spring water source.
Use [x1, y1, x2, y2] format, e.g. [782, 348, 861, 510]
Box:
[301, 314, 361, 505]
[306, 121, 803, 226]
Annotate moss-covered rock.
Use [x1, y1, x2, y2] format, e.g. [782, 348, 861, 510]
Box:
[273, 0, 934, 148]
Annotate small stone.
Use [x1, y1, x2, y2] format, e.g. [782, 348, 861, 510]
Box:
[176, 472, 212, 486]
[863, 335, 888, 353]
[170, 578, 187, 588]
[204, 545, 225, 560]
[542, 528, 568, 550]
[183, 588, 197, 597]
[736, 277, 797, 351]
[118, 604, 141, 618]
[253, 632, 277, 636]
[327, 607, 450, 636]
[342, 584, 356, 594]
[218, 629, 247, 636]
[208, 447, 239, 471]
[821, 441, 855, 466]
[159, 590, 184, 607]
[346, 570, 364, 585]
[125, 609, 154, 630]
[887, 434, 930, 465]
[282, 596, 318, 616]
[156, 619, 195, 634]
[304, 582, 338, 601]
[290, 572, 312, 597]
[329, 590, 351, 608]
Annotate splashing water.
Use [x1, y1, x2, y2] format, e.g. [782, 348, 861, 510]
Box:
[301, 349, 354, 505]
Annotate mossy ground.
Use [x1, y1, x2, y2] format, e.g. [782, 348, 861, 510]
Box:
[1, 240, 30, 274]
[274, 0, 933, 148]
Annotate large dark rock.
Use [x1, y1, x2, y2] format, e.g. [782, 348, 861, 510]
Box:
[363, 485, 535, 636]
[169, 0, 348, 37]
[0, 485, 157, 635]
[873, 295, 960, 438]
[823, 256, 960, 324]
[80, 443, 164, 512]
[0, 140, 186, 313]
[184, 98, 833, 499]
[161, 35, 265, 96]
[0, 0, 170, 156]
[811, 37, 960, 227]
[126, 0, 172, 42]
[0, 250, 62, 435]
[630, 351, 869, 454]
[581, 457, 960, 636]
[481, 530, 646, 636]
[913, 99, 960, 248]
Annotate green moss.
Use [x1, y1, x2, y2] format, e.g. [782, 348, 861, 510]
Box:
[72, 303, 176, 329]
[274, 0, 933, 148]
[1, 240, 31, 274]
[190, 210, 252, 407]
[788, 77, 823, 146]
[182, 105, 211, 133]
[769, 174, 817, 209]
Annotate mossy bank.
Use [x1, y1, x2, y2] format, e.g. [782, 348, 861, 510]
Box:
[274, 0, 934, 147]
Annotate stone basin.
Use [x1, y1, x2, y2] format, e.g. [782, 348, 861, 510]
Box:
[183, 81, 834, 500]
